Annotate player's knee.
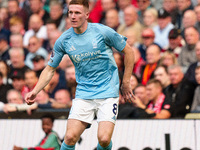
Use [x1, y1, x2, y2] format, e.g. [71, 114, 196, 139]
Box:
[98, 134, 111, 147]
[64, 133, 78, 145]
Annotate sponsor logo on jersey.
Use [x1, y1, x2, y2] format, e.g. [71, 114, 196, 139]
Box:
[71, 50, 101, 63]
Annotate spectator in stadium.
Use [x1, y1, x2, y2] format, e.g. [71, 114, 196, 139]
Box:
[153, 8, 174, 49]
[191, 66, 200, 112]
[164, 28, 184, 57]
[141, 44, 161, 85]
[105, 8, 120, 31]
[25, 36, 48, 69]
[117, 0, 132, 25]
[24, 69, 38, 93]
[43, 19, 58, 53]
[0, 7, 10, 40]
[181, 10, 197, 38]
[29, 0, 50, 24]
[163, 0, 178, 25]
[32, 55, 46, 77]
[9, 16, 25, 36]
[13, 114, 61, 150]
[175, 0, 193, 29]
[3, 89, 37, 113]
[0, 60, 12, 85]
[178, 26, 199, 73]
[154, 65, 171, 93]
[132, 47, 146, 79]
[185, 40, 200, 86]
[143, 8, 158, 28]
[11, 71, 29, 100]
[125, 30, 139, 47]
[137, 0, 152, 24]
[117, 5, 143, 44]
[165, 65, 196, 118]
[0, 34, 10, 61]
[134, 84, 149, 106]
[0, 72, 12, 104]
[0, 7, 8, 22]
[9, 34, 29, 58]
[99, 0, 116, 25]
[160, 51, 177, 67]
[48, 30, 62, 53]
[133, 79, 171, 119]
[4, 0, 28, 30]
[49, 1, 66, 32]
[44, 69, 67, 98]
[23, 14, 47, 47]
[9, 47, 30, 77]
[52, 89, 72, 109]
[138, 28, 159, 61]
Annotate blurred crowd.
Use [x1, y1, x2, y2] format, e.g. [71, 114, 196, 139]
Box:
[0, 0, 200, 119]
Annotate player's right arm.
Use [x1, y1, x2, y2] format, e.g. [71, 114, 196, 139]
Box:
[25, 65, 56, 105]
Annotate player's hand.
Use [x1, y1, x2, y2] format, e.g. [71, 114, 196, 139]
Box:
[121, 82, 135, 103]
[25, 91, 37, 105]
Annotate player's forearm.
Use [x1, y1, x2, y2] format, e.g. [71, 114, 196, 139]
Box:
[122, 44, 135, 84]
[32, 65, 56, 94]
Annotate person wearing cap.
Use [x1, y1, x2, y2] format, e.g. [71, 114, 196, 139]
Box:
[32, 55, 46, 77]
[164, 28, 185, 57]
[0, 33, 10, 61]
[153, 8, 174, 49]
[138, 28, 161, 61]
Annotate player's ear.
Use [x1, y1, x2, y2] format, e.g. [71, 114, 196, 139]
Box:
[85, 10, 89, 19]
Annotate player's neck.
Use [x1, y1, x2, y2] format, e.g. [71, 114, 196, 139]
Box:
[73, 22, 88, 34]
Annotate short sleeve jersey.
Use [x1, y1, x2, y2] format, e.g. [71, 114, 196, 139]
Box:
[48, 23, 127, 99]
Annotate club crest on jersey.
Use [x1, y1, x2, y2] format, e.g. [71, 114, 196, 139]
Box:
[92, 38, 97, 49]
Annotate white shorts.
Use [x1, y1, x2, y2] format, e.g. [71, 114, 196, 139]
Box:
[68, 97, 119, 124]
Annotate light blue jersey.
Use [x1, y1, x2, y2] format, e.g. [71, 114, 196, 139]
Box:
[48, 23, 127, 99]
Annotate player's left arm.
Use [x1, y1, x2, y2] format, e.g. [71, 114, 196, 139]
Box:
[121, 43, 135, 103]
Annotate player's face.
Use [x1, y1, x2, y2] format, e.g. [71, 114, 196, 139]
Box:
[42, 118, 53, 134]
[68, 4, 89, 29]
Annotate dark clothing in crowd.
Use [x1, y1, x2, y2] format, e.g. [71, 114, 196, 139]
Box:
[0, 84, 13, 103]
[164, 78, 196, 118]
[118, 103, 155, 119]
[185, 62, 199, 86]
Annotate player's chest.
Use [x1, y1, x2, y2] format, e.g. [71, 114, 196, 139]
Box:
[63, 33, 105, 55]
[63, 34, 106, 63]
